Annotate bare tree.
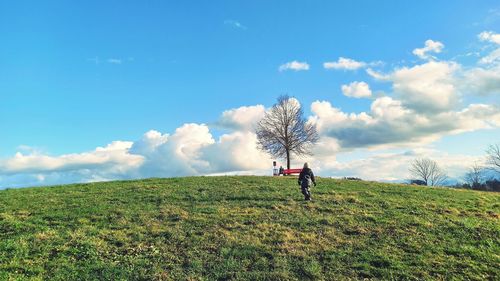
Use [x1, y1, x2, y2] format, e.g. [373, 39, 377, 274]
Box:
[409, 158, 447, 186]
[256, 95, 319, 169]
[486, 144, 500, 173]
[463, 162, 485, 189]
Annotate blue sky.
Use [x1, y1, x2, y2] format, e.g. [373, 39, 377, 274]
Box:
[1, 1, 499, 187]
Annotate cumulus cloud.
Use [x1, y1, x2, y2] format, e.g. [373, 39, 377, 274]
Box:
[1, 96, 498, 188]
[116, 119, 272, 177]
[1, 141, 143, 175]
[479, 48, 500, 65]
[0, 141, 144, 187]
[478, 31, 500, 44]
[323, 57, 366, 70]
[463, 65, 500, 95]
[0, 103, 275, 188]
[215, 105, 266, 130]
[412, 39, 444, 60]
[341, 81, 372, 98]
[201, 131, 272, 173]
[461, 31, 500, 95]
[318, 148, 484, 182]
[368, 38, 499, 102]
[3, 38, 500, 188]
[129, 124, 216, 177]
[279, 61, 310, 71]
[309, 98, 500, 149]
[392, 61, 460, 112]
[129, 130, 169, 156]
[369, 61, 460, 113]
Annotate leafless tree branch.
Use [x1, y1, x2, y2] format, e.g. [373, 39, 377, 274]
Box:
[256, 95, 319, 169]
[486, 144, 500, 173]
[409, 158, 447, 186]
[463, 162, 485, 188]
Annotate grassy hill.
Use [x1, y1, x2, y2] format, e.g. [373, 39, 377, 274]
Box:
[0, 176, 499, 280]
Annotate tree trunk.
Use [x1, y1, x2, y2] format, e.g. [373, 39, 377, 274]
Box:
[286, 149, 291, 169]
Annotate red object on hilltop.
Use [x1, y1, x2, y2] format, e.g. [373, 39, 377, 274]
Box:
[272, 161, 302, 176]
[283, 169, 302, 175]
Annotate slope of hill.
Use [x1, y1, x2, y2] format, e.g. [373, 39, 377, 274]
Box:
[0, 176, 499, 280]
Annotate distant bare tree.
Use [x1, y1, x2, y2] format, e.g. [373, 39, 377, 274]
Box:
[463, 162, 485, 189]
[409, 158, 447, 186]
[486, 144, 500, 173]
[256, 95, 319, 169]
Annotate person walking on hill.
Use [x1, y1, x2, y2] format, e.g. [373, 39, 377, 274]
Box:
[298, 162, 316, 201]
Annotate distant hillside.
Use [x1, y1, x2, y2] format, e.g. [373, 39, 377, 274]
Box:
[0, 177, 499, 280]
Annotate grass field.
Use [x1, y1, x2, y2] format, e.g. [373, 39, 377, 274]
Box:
[0, 176, 499, 280]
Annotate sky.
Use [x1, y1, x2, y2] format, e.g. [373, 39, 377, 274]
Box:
[1, 1, 499, 188]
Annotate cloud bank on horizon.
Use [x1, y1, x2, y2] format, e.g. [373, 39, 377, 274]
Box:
[1, 33, 500, 188]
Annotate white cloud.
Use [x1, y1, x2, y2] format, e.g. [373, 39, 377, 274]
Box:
[392, 61, 459, 112]
[224, 19, 247, 30]
[318, 148, 484, 183]
[130, 124, 216, 177]
[323, 57, 366, 70]
[463, 65, 500, 95]
[201, 131, 272, 173]
[366, 68, 390, 80]
[0, 141, 144, 187]
[479, 48, 500, 65]
[1, 97, 498, 188]
[3, 37, 500, 188]
[285, 97, 302, 109]
[370, 97, 409, 120]
[1, 141, 143, 175]
[309, 98, 499, 150]
[371, 61, 460, 113]
[341, 81, 372, 98]
[0, 103, 274, 188]
[412, 39, 444, 60]
[370, 49, 499, 100]
[465, 31, 500, 94]
[216, 105, 266, 130]
[478, 31, 500, 44]
[107, 58, 122, 64]
[128, 119, 272, 177]
[129, 130, 169, 156]
[279, 61, 310, 72]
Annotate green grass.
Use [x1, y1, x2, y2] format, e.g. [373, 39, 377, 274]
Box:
[1, 176, 499, 280]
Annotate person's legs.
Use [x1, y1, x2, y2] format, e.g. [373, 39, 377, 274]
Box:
[301, 187, 308, 200]
[301, 186, 311, 200]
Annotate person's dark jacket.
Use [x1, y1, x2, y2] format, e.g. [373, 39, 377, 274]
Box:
[298, 168, 316, 186]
